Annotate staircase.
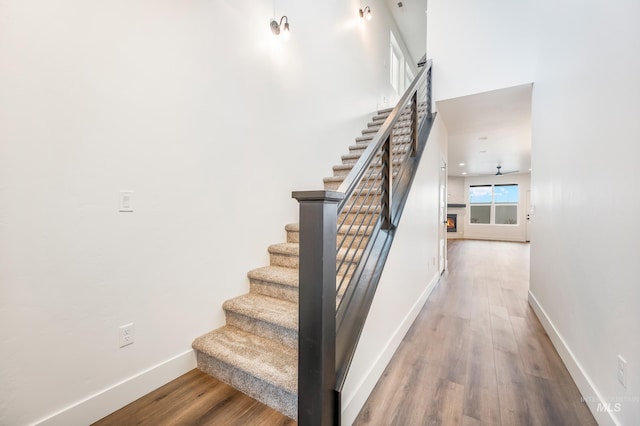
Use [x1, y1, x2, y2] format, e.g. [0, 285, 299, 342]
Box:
[191, 107, 416, 420]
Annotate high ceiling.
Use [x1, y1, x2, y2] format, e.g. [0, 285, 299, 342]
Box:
[382, 2, 532, 178]
[436, 84, 533, 177]
[384, 0, 427, 64]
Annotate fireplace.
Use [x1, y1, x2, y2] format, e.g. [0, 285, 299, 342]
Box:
[447, 214, 457, 232]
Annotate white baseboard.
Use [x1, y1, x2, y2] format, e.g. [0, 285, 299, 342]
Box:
[528, 291, 617, 426]
[32, 350, 196, 426]
[340, 272, 440, 425]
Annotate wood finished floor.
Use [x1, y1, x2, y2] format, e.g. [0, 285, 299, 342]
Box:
[92, 368, 295, 426]
[354, 240, 596, 426]
[94, 240, 595, 426]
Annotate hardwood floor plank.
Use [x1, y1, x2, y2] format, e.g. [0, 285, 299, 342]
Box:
[501, 288, 528, 318]
[356, 241, 594, 426]
[463, 334, 500, 425]
[96, 240, 595, 426]
[92, 369, 295, 426]
[489, 305, 519, 354]
[469, 296, 492, 345]
[510, 315, 552, 379]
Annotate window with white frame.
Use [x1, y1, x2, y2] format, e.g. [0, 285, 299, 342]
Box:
[389, 31, 404, 94]
[469, 184, 519, 225]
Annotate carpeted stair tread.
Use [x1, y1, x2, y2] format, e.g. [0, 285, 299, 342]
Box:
[192, 104, 424, 419]
[193, 326, 297, 392]
[324, 171, 398, 185]
[286, 222, 374, 236]
[356, 135, 374, 142]
[333, 159, 404, 175]
[348, 141, 411, 152]
[342, 152, 365, 161]
[248, 265, 299, 288]
[248, 265, 299, 302]
[362, 127, 380, 135]
[223, 293, 297, 331]
[268, 241, 365, 262]
[268, 242, 299, 256]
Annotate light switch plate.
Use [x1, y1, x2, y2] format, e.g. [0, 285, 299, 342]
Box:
[119, 190, 134, 212]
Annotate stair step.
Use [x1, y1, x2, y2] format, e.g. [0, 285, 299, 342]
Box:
[324, 171, 400, 190]
[191, 104, 430, 421]
[372, 107, 416, 122]
[356, 135, 374, 143]
[333, 159, 405, 176]
[369, 116, 411, 125]
[248, 265, 298, 302]
[193, 326, 297, 419]
[348, 140, 412, 154]
[285, 223, 300, 243]
[362, 119, 412, 133]
[286, 222, 374, 244]
[286, 221, 374, 235]
[339, 206, 381, 226]
[342, 153, 362, 165]
[268, 242, 301, 268]
[223, 293, 297, 348]
[268, 242, 363, 275]
[355, 128, 412, 145]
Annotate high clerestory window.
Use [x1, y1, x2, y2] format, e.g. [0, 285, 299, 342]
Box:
[469, 184, 519, 225]
[389, 31, 404, 95]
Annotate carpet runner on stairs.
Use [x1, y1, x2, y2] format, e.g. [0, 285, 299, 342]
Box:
[191, 107, 414, 420]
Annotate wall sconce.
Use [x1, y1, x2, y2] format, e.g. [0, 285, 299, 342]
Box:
[359, 6, 372, 21]
[270, 16, 290, 39]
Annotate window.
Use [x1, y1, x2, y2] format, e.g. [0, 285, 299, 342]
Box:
[389, 31, 404, 94]
[469, 185, 492, 224]
[469, 184, 519, 225]
[390, 49, 400, 92]
[494, 184, 519, 224]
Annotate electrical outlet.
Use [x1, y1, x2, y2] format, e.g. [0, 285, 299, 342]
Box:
[119, 323, 134, 348]
[617, 355, 627, 388]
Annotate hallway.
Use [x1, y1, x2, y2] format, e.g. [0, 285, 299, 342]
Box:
[94, 240, 597, 425]
[354, 240, 596, 425]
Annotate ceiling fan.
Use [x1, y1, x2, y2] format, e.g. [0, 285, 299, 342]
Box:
[495, 165, 519, 176]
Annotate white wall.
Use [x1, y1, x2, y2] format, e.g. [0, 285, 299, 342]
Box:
[529, 1, 640, 424]
[0, 1, 423, 424]
[341, 114, 447, 424]
[428, 0, 535, 102]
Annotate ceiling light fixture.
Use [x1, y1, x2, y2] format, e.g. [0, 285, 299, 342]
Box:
[270, 16, 290, 39]
[359, 6, 372, 21]
[459, 162, 465, 166]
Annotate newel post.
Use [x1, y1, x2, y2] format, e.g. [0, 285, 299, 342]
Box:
[292, 190, 344, 426]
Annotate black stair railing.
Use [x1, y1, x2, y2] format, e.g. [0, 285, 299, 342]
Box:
[293, 59, 434, 426]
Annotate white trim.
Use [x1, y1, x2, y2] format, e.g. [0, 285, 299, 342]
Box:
[32, 350, 196, 426]
[528, 291, 618, 426]
[341, 273, 440, 425]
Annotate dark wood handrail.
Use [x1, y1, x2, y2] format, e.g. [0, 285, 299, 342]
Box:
[293, 58, 434, 426]
[336, 60, 432, 212]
